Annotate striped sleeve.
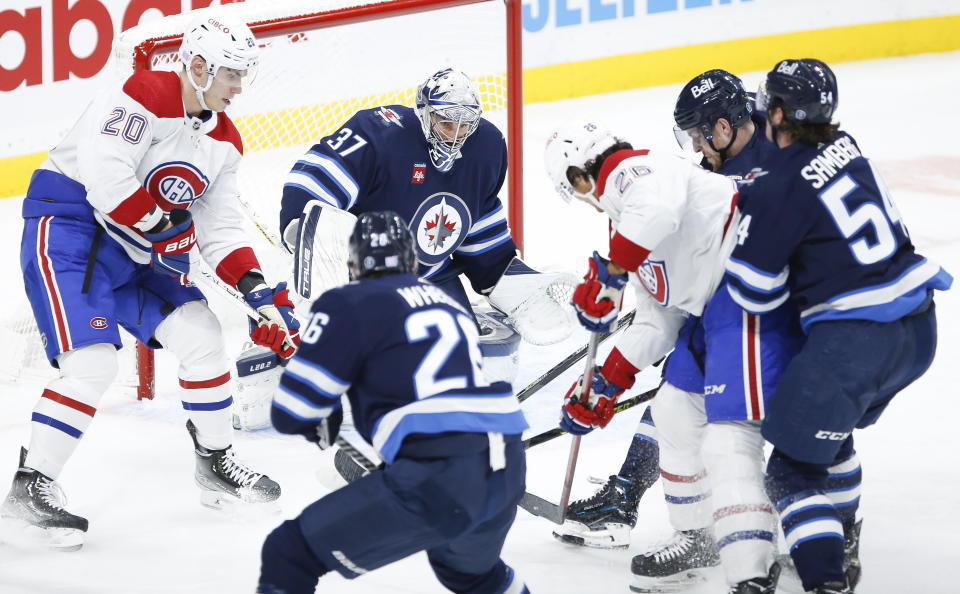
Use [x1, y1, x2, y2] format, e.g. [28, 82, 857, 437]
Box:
[725, 257, 791, 314]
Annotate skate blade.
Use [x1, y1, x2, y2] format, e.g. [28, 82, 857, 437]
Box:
[552, 522, 631, 550]
[199, 489, 281, 516]
[628, 570, 709, 593]
[1, 517, 84, 552]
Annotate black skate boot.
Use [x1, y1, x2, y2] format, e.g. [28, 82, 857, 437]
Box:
[629, 527, 721, 593]
[843, 519, 862, 590]
[812, 578, 852, 594]
[553, 475, 644, 549]
[1, 450, 88, 551]
[728, 562, 781, 594]
[187, 420, 280, 508]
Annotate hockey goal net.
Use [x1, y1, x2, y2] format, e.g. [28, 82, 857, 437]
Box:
[50, 0, 522, 400]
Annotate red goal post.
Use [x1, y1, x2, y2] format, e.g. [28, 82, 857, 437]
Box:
[114, 0, 525, 400]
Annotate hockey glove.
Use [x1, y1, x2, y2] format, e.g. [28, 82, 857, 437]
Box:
[571, 251, 628, 333]
[145, 208, 196, 279]
[314, 407, 343, 450]
[244, 282, 301, 359]
[559, 366, 625, 436]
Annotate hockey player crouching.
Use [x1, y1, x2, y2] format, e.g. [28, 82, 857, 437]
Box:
[1, 14, 300, 550]
[258, 211, 530, 594]
[545, 122, 802, 593]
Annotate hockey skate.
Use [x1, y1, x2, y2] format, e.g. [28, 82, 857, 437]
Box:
[629, 527, 720, 593]
[186, 420, 280, 509]
[842, 519, 862, 590]
[1, 451, 88, 552]
[728, 562, 781, 594]
[812, 579, 853, 594]
[552, 475, 643, 549]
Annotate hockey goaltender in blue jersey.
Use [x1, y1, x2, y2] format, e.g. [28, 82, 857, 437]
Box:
[279, 104, 516, 295]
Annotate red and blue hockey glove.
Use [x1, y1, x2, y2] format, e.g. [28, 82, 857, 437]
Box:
[571, 251, 628, 333]
[244, 282, 301, 359]
[559, 366, 626, 436]
[145, 208, 196, 278]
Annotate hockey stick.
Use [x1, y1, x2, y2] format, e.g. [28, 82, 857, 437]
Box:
[516, 309, 635, 404]
[522, 384, 660, 450]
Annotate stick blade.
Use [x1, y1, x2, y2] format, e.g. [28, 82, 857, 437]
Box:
[518, 492, 565, 524]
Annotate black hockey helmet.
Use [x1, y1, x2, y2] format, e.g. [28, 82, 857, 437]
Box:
[757, 58, 838, 124]
[348, 210, 418, 279]
[673, 69, 753, 149]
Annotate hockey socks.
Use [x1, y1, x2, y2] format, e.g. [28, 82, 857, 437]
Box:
[618, 406, 660, 488]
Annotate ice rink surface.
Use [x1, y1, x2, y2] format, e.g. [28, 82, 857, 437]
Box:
[1, 51, 958, 593]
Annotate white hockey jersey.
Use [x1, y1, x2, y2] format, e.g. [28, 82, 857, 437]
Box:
[597, 150, 739, 370]
[36, 70, 260, 286]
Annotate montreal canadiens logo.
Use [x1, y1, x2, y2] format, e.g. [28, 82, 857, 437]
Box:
[144, 161, 210, 209]
[90, 317, 108, 329]
[638, 260, 669, 305]
[410, 192, 472, 266]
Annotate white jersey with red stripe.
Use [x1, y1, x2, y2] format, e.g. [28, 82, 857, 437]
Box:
[597, 149, 739, 370]
[38, 69, 260, 284]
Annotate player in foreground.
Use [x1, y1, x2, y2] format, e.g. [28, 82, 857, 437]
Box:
[278, 67, 575, 351]
[725, 58, 951, 594]
[545, 121, 801, 593]
[1, 13, 299, 551]
[258, 211, 529, 594]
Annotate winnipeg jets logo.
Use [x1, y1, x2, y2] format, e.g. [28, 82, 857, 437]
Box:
[144, 161, 209, 210]
[410, 192, 471, 266]
[637, 259, 669, 305]
[376, 106, 404, 127]
[733, 167, 769, 188]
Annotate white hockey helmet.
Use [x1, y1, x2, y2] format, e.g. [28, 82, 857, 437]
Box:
[543, 121, 618, 203]
[415, 69, 482, 172]
[179, 13, 260, 108]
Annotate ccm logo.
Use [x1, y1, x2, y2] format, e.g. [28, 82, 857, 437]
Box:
[90, 317, 108, 329]
[704, 384, 726, 395]
[163, 234, 196, 253]
[814, 430, 850, 441]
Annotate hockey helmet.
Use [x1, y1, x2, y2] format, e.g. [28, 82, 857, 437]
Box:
[673, 69, 753, 151]
[543, 121, 617, 203]
[415, 69, 482, 173]
[347, 211, 418, 279]
[757, 59, 838, 124]
[179, 13, 260, 107]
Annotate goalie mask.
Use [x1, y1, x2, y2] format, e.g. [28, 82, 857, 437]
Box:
[415, 69, 482, 173]
[543, 121, 617, 207]
[179, 14, 260, 111]
[348, 211, 418, 279]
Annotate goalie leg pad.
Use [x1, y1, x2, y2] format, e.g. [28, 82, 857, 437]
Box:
[475, 309, 520, 384]
[233, 345, 283, 431]
[485, 257, 578, 346]
[293, 201, 357, 299]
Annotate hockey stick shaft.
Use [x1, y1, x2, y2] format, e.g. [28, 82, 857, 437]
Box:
[188, 253, 260, 320]
[522, 384, 660, 450]
[516, 309, 635, 404]
[556, 333, 601, 519]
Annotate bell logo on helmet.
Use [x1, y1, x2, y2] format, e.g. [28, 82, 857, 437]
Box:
[690, 78, 716, 98]
[777, 61, 800, 76]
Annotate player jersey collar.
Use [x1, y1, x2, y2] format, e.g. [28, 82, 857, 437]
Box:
[596, 149, 650, 196]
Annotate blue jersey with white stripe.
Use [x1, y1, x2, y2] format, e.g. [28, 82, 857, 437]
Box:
[725, 131, 951, 330]
[279, 106, 516, 293]
[717, 113, 777, 184]
[272, 273, 528, 463]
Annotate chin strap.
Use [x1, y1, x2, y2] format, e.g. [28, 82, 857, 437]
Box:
[573, 178, 602, 210]
[185, 66, 214, 112]
[710, 127, 739, 166]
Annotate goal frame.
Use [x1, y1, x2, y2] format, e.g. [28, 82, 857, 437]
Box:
[126, 0, 525, 400]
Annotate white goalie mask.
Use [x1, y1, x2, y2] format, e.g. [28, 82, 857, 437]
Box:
[415, 69, 482, 173]
[543, 121, 618, 207]
[179, 14, 260, 111]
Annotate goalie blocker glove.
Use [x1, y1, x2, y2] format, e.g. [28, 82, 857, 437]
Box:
[560, 366, 626, 435]
[572, 251, 628, 333]
[244, 282, 301, 359]
[144, 208, 196, 280]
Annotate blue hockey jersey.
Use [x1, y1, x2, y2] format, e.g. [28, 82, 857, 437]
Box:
[279, 106, 517, 293]
[271, 273, 528, 463]
[725, 131, 951, 330]
[717, 113, 777, 185]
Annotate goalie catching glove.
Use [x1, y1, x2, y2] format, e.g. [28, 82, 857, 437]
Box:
[485, 257, 577, 346]
[243, 282, 301, 359]
[560, 367, 626, 436]
[572, 251, 628, 333]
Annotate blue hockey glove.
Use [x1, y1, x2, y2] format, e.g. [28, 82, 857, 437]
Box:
[571, 251, 628, 333]
[145, 208, 196, 278]
[244, 282, 301, 359]
[559, 366, 625, 436]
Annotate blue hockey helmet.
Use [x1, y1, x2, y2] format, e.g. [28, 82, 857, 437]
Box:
[348, 211, 418, 279]
[673, 69, 753, 151]
[415, 68, 482, 173]
[757, 59, 838, 124]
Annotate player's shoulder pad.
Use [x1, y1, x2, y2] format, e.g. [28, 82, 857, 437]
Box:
[208, 112, 243, 154]
[122, 71, 183, 119]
